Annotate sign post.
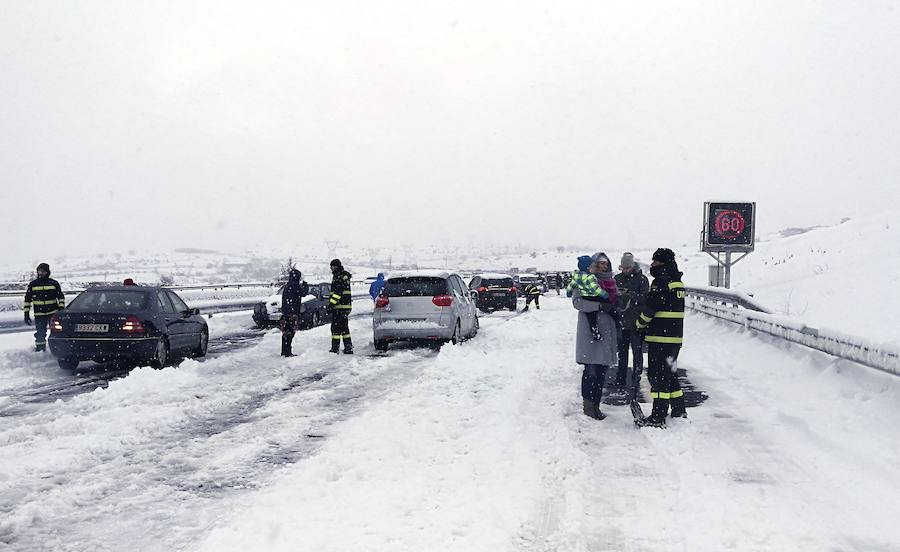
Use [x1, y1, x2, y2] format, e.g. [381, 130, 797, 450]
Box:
[700, 201, 756, 288]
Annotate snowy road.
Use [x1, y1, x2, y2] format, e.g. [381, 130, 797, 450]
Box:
[1, 297, 899, 551]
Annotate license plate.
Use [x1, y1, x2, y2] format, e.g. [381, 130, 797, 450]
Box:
[493, 292, 507, 297]
[76, 324, 109, 333]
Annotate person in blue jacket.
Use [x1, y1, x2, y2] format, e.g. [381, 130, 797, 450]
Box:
[369, 273, 386, 301]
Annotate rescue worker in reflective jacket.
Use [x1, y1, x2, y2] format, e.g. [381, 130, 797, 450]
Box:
[635, 248, 686, 427]
[328, 259, 353, 354]
[280, 269, 309, 357]
[23, 263, 65, 352]
[522, 283, 542, 311]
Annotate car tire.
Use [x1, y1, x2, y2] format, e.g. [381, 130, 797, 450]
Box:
[470, 315, 479, 338]
[150, 337, 169, 369]
[374, 339, 389, 352]
[57, 358, 79, 370]
[192, 329, 208, 358]
[450, 320, 461, 345]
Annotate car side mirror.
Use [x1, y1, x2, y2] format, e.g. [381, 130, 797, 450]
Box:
[183, 308, 200, 317]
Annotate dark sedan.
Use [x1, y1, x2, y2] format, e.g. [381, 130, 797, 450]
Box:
[48, 286, 208, 370]
[468, 274, 518, 312]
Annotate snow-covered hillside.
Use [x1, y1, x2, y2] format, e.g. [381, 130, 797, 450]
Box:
[674, 211, 900, 343]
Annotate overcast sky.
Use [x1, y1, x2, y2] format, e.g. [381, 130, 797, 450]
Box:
[2, 1, 899, 261]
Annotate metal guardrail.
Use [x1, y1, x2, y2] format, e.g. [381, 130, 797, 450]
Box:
[0, 282, 275, 297]
[0, 291, 371, 335]
[685, 286, 900, 377]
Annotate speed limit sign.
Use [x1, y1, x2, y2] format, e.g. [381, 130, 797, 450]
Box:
[702, 202, 756, 252]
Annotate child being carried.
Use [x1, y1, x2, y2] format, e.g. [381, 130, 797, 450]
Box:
[567, 254, 619, 340]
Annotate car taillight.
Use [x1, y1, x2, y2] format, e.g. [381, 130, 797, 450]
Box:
[375, 296, 390, 309]
[509, 287, 518, 293]
[477, 287, 487, 293]
[50, 314, 63, 333]
[121, 316, 145, 333]
[432, 295, 453, 307]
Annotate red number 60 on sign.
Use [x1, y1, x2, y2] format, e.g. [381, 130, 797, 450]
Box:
[714, 210, 746, 238]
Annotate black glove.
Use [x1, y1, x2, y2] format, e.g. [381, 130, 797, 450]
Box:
[24, 312, 32, 325]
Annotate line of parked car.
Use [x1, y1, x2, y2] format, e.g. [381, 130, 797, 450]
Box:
[44, 270, 552, 366]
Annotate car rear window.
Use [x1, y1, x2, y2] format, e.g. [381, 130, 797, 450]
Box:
[482, 278, 513, 287]
[384, 277, 448, 297]
[68, 290, 150, 313]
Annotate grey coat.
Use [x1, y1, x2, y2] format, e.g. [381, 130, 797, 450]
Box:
[572, 287, 618, 365]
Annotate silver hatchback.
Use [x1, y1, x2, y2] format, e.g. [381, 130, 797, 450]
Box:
[372, 271, 478, 351]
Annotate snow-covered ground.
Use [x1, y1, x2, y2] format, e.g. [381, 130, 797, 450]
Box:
[1, 294, 898, 551]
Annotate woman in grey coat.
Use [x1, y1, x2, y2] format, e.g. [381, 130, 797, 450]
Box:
[572, 252, 619, 420]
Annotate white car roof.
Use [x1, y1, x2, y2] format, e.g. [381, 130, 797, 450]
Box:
[388, 270, 452, 280]
[517, 273, 541, 278]
[476, 273, 514, 279]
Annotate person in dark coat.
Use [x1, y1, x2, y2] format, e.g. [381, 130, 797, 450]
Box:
[23, 263, 65, 352]
[614, 252, 650, 387]
[369, 273, 386, 301]
[280, 269, 309, 357]
[328, 259, 354, 354]
[635, 248, 686, 427]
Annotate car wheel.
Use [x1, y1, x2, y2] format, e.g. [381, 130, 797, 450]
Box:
[450, 320, 461, 345]
[150, 337, 169, 369]
[57, 358, 79, 370]
[193, 329, 208, 358]
[471, 315, 479, 337]
[374, 339, 389, 352]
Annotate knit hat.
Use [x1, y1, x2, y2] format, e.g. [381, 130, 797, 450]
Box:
[122, 278, 136, 286]
[36, 263, 50, 275]
[652, 248, 676, 265]
[289, 269, 302, 280]
[330, 259, 342, 269]
[577, 255, 593, 272]
[620, 252, 635, 269]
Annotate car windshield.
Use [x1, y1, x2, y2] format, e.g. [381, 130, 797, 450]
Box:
[384, 277, 448, 297]
[68, 290, 149, 313]
[482, 278, 513, 287]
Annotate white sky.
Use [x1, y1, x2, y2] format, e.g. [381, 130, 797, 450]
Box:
[2, 1, 899, 260]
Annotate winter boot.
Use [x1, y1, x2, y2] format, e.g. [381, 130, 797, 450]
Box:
[669, 395, 687, 418]
[638, 398, 669, 428]
[34, 344, 46, 352]
[582, 400, 607, 421]
[342, 337, 353, 355]
[329, 338, 341, 354]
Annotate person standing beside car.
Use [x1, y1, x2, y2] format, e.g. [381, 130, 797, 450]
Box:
[522, 283, 542, 311]
[23, 262, 65, 352]
[369, 273, 386, 301]
[328, 259, 354, 354]
[614, 252, 650, 388]
[280, 269, 308, 357]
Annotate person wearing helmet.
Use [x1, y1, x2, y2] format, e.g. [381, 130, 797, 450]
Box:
[327, 259, 353, 354]
[23, 263, 65, 352]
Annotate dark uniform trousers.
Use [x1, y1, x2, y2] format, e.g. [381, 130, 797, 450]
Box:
[330, 311, 351, 352]
[646, 342, 683, 416]
[34, 315, 51, 350]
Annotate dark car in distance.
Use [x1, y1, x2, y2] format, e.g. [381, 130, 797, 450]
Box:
[468, 273, 517, 312]
[48, 286, 208, 370]
[252, 282, 333, 330]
